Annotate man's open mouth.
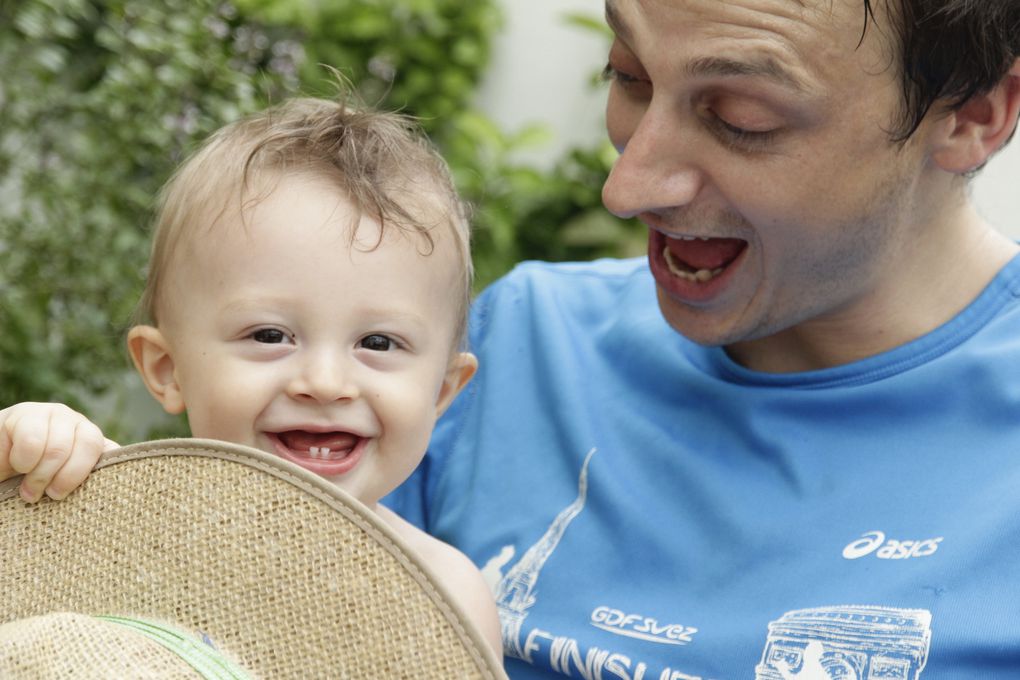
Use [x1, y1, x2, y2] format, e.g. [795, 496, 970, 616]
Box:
[662, 235, 746, 283]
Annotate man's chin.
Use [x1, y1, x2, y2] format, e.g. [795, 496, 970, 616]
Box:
[655, 288, 756, 348]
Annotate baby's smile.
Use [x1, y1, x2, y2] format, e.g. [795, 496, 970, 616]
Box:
[275, 430, 360, 458]
[266, 430, 367, 477]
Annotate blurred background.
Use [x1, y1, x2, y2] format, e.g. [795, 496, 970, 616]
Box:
[1, 0, 1018, 440]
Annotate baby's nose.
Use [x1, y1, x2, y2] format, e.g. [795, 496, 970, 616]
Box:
[287, 352, 359, 403]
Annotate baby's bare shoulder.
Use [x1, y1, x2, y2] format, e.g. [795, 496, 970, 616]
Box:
[375, 505, 503, 656]
[376, 505, 471, 570]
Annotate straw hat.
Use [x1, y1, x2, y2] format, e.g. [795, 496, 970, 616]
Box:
[0, 438, 506, 679]
[0, 612, 254, 678]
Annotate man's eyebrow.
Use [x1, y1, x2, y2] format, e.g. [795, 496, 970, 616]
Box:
[605, 0, 809, 94]
[686, 55, 808, 93]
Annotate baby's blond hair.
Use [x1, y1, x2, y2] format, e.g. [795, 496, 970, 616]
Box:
[136, 96, 472, 345]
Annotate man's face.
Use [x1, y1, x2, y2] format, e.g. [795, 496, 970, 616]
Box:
[153, 174, 471, 508]
[601, 0, 941, 361]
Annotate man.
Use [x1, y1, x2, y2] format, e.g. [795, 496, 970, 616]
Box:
[387, 0, 1020, 677]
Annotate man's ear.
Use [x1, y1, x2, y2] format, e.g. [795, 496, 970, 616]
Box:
[126, 325, 186, 415]
[435, 351, 478, 418]
[932, 58, 1020, 174]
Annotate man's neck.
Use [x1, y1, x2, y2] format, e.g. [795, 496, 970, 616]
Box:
[725, 204, 1019, 374]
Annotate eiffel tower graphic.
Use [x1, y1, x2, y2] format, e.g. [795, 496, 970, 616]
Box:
[495, 448, 597, 659]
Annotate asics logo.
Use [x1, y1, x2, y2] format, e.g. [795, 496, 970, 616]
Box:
[842, 530, 942, 560]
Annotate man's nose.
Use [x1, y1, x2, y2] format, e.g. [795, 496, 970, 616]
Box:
[287, 350, 359, 403]
[602, 105, 704, 220]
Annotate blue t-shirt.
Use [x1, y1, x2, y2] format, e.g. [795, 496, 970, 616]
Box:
[385, 255, 1020, 679]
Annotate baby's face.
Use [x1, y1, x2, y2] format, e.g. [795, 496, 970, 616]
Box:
[154, 173, 472, 507]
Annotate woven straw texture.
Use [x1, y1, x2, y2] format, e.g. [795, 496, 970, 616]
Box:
[0, 613, 209, 679]
[0, 439, 506, 679]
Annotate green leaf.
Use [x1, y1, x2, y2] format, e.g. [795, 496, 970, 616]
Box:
[561, 12, 613, 39]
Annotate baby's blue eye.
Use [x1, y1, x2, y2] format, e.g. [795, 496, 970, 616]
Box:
[359, 334, 393, 351]
[252, 328, 288, 344]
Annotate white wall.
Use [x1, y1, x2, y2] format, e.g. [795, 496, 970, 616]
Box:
[974, 142, 1020, 236]
[478, 0, 1020, 237]
[475, 0, 608, 168]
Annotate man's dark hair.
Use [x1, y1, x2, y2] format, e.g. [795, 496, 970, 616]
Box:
[869, 0, 1020, 141]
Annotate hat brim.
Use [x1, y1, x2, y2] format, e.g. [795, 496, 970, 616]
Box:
[0, 438, 505, 678]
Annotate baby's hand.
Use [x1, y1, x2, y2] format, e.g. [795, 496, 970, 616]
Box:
[0, 402, 118, 503]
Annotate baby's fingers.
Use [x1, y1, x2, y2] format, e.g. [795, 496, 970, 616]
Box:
[15, 413, 85, 503]
[39, 421, 108, 501]
[0, 412, 16, 480]
[3, 408, 52, 480]
[1, 404, 109, 500]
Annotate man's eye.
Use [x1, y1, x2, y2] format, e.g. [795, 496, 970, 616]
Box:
[713, 116, 778, 151]
[602, 62, 645, 87]
[359, 334, 394, 352]
[251, 328, 289, 344]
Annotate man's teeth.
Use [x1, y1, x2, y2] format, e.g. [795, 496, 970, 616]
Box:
[663, 247, 724, 282]
[309, 446, 331, 459]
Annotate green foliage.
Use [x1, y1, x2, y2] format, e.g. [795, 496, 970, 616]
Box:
[0, 0, 639, 436]
[0, 0, 284, 429]
[232, 0, 499, 134]
[442, 114, 644, 287]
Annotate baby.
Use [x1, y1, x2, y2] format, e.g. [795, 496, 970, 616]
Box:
[0, 96, 501, 654]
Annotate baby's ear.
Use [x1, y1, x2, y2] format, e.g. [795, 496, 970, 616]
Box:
[435, 352, 478, 418]
[126, 325, 186, 415]
[931, 57, 1020, 173]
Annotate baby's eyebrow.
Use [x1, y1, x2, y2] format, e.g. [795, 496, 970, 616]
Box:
[219, 297, 287, 315]
[358, 309, 429, 331]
